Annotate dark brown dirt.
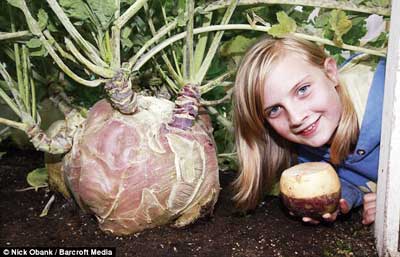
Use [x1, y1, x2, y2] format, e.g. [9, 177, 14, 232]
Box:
[0, 148, 378, 257]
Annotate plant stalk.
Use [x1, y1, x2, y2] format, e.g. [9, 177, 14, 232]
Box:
[183, 0, 195, 82]
[133, 23, 386, 72]
[111, 0, 121, 69]
[205, 106, 233, 132]
[194, 12, 213, 73]
[65, 38, 115, 78]
[205, 0, 391, 16]
[126, 18, 179, 70]
[141, 4, 183, 86]
[0, 64, 21, 116]
[200, 70, 235, 94]
[114, 0, 149, 29]
[194, 0, 238, 84]
[200, 88, 233, 106]
[14, 0, 105, 87]
[21, 46, 30, 114]
[0, 117, 27, 131]
[46, 0, 106, 67]
[0, 31, 30, 41]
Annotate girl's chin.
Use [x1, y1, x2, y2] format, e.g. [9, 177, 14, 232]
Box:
[299, 135, 331, 148]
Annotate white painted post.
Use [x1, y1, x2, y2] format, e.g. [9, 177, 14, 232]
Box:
[375, 0, 400, 256]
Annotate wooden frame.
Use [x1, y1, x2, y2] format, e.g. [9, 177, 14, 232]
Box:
[375, 0, 400, 256]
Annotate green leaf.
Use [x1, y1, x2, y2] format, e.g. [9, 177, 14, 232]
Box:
[86, 0, 117, 30]
[59, 0, 90, 22]
[121, 0, 136, 4]
[38, 9, 49, 31]
[329, 10, 352, 45]
[220, 35, 256, 57]
[7, 0, 23, 9]
[268, 181, 280, 196]
[26, 38, 42, 48]
[26, 168, 48, 191]
[177, 0, 186, 27]
[371, 0, 390, 7]
[268, 11, 297, 38]
[314, 12, 330, 28]
[0, 152, 6, 160]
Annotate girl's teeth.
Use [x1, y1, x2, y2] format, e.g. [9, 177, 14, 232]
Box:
[304, 123, 315, 132]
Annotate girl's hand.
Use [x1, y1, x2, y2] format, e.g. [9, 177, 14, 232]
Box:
[362, 193, 376, 225]
[302, 199, 350, 224]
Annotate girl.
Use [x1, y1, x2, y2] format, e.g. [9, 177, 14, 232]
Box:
[233, 36, 386, 225]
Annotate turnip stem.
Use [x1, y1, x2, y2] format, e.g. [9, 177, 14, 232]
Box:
[9, 6, 25, 106]
[206, 106, 233, 132]
[155, 63, 179, 93]
[114, 0, 148, 29]
[21, 46, 30, 114]
[111, 0, 121, 70]
[14, 44, 24, 102]
[200, 70, 235, 94]
[133, 24, 385, 72]
[205, 0, 391, 16]
[183, 0, 195, 82]
[162, 5, 183, 80]
[14, 1, 104, 87]
[142, 4, 183, 86]
[0, 31, 30, 41]
[0, 117, 26, 131]
[194, 12, 213, 73]
[43, 31, 77, 64]
[126, 17, 179, 70]
[30, 76, 36, 122]
[111, 26, 121, 70]
[0, 88, 20, 118]
[65, 38, 115, 78]
[46, 0, 106, 67]
[0, 64, 21, 117]
[200, 88, 233, 106]
[194, 0, 238, 84]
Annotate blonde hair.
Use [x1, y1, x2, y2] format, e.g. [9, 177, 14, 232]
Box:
[233, 36, 359, 210]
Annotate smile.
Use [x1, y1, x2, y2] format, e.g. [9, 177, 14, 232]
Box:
[299, 118, 320, 137]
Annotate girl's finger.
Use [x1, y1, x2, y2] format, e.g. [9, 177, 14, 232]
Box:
[362, 213, 376, 225]
[322, 212, 337, 222]
[302, 217, 320, 224]
[363, 193, 376, 203]
[363, 201, 375, 211]
[339, 199, 350, 214]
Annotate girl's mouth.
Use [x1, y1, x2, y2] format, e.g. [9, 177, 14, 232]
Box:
[300, 118, 319, 137]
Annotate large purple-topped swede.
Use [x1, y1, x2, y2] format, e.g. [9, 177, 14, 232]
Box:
[63, 85, 220, 235]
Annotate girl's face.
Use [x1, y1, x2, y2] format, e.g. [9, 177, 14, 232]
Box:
[263, 53, 342, 147]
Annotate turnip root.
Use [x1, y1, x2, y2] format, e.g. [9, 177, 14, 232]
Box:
[280, 162, 341, 218]
[62, 84, 220, 235]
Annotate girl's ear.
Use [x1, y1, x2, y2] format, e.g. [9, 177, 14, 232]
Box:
[324, 57, 339, 85]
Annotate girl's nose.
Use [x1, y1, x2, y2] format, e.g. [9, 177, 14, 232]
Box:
[287, 105, 307, 127]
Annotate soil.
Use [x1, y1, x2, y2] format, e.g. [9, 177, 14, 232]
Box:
[0, 148, 378, 257]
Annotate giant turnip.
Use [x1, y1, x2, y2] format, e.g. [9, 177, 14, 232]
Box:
[1, 0, 237, 236]
[61, 84, 220, 235]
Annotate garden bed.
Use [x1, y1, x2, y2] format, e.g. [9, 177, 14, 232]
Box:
[0, 148, 377, 257]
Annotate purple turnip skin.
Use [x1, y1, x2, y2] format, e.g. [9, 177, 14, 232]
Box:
[63, 84, 220, 235]
[281, 192, 340, 219]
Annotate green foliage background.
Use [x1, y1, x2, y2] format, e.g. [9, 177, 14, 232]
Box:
[0, 0, 391, 171]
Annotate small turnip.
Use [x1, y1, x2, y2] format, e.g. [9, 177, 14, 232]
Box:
[279, 162, 341, 218]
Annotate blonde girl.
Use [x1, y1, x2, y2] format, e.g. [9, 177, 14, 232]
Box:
[233, 36, 385, 225]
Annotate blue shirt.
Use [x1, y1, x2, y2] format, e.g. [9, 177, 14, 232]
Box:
[295, 58, 386, 209]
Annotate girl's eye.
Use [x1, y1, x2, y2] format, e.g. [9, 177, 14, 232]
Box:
[297, 85, 310, 96]
[267, 106, 281, 118]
